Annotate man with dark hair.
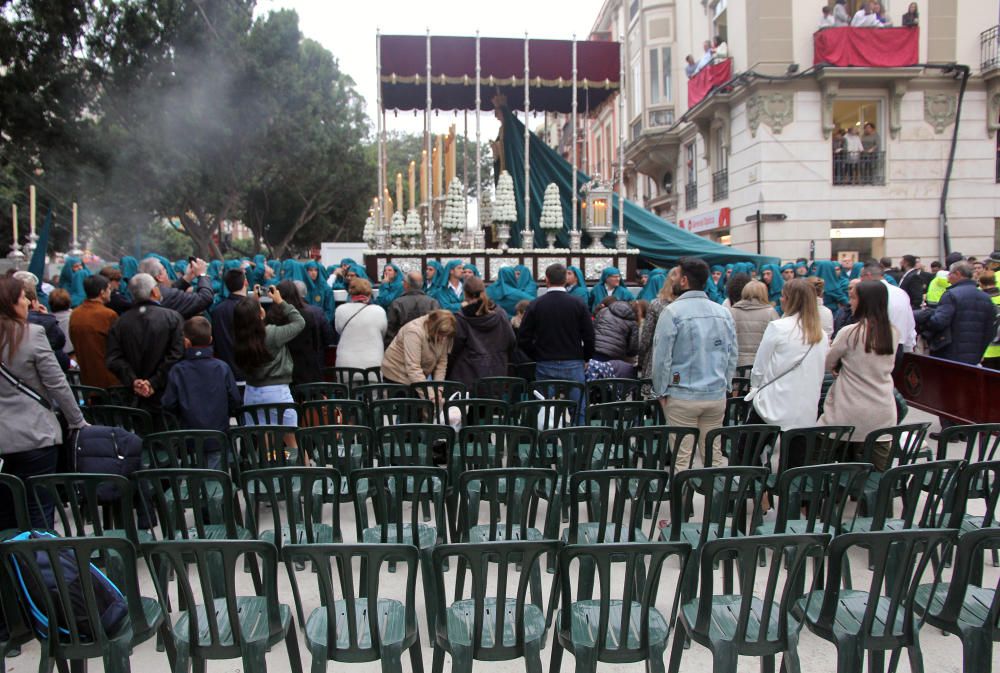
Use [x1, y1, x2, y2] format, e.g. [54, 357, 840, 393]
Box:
[69, 274, 120, 387]
[385, 271, 440, 347]
[210, 268, 248, 381]
[898, 254, 924, 309]
[651, 257, 737, 471]
[518, 263, 595, 423]
[918, 261, 995, 366]
[860, 263, 916, 358]
[99, 265, 131, 314]
[138, 256, 214, 319]
[880, 256, 902, 283]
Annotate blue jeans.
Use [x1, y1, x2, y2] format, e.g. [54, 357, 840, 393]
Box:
[534, 360, 587, 425]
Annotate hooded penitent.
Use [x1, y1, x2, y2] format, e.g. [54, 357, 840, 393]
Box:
[638, 268, 667, 302]
[589, 267, 633, 312]
[486, 266, 536, 317]
[431, 260, 466, 312]
[374, 263, 403, 309]
[760, 263, 784, 305]
[304, 260, 335, 321]
[566, 266, 591, 305]
[59, 256, 90, 307]
[810, 260, 849, 310]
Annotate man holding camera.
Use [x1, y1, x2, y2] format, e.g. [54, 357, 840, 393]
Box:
[137, 256, 214, 319]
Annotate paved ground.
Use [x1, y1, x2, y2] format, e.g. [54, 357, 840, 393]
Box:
[6, 408, 995, 672]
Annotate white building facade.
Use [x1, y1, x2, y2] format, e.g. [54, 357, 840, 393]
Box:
[574, 0, 1000, 265]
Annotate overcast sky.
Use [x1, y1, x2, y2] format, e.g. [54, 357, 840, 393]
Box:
[256, 0, 604, 137]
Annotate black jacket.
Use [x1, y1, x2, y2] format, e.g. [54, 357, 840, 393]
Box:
[280, 303, 324, 385]
[210, 294, 244, 381]
[159, 276, 214, 319]
[898, 268, 924, 310]
[161, 346, 241, 441]
[28, 311, 69, 371]
[108, 291, 132, 316]
[106, 300, 184, 402]
[517, 289, 595, 362]
[919, 279, 995, 364]
[304, 303, 336, 348]
[385, 290, 439, 346]
[447, 304, 517, 388]
[593, 301, 639, 360]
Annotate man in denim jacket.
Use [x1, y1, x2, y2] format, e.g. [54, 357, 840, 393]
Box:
[652, 257, 738, 470]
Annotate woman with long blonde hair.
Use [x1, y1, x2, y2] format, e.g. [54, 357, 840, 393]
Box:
[637, 266, 681, 384]
[746, 278, 830, 466]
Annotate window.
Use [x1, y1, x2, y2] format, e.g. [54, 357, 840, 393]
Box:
[629, 0, 639, 22]
[606, 128, 614, 179]
[685, 141, 698, 210]
[648, 47, 672, 105]
[831, 99, 885, 186]
[649, 109, 674, 127]
[830, 220, 887, 263]
[631, 59, 643, 119]
[712, 127, 728, 202]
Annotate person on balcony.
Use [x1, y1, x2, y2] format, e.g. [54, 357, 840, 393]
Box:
[695, 40, 713, 73]
[844, 127, 864, 184]
[861, 122, 881, 183]
[902, 3, 919, 26]
[833, 0, 851, 26]
[685, 54, 697, 79]
[818, 6, 836, 29]
[712, 36, 728, 59]
[851, 2, 883, 27]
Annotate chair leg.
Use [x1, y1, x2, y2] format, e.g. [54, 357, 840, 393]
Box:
[869, 648, 885, 673]
[525, 641, 544, 673]
[781, 632, 802, 673]
[573, 645, 598, 673]
[835, 641, 862, 673]
[550, 639, 564, 672]
[431, 645, 446, 673]
[421, 560, 436, 645]
[761, 654, 776, 673]
[711, 643, 738, 673]
[647, 642, 667, 673]
[960, 631, 992, 673]
[285, 620, 304, 673]
[408, 639, 425, 673]
[70, 660, 87, 673]
[668, 627, 686, 673]
[906, 641, 925, 673]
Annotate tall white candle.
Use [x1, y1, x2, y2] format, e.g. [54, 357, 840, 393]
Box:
[72, 202, 78, 244]
[11, 203, 17, 244]
[29, 185, 36, 236]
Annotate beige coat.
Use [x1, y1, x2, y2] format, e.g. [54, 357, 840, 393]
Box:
[819, 322, 900, 442]
[730, 300, 779, 368]
[380, 314, 451, 385]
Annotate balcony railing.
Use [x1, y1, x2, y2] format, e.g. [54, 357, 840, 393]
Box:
[983, 25, 1000, 72]
[813, 27, 917, 68]
[685, 182, 698, 210]
[712, 169, 729, 201]
[833, 151, 886, 186]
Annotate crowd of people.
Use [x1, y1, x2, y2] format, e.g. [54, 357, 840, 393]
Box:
[0, 245, 997, 529]
[818, 1, 918, 29]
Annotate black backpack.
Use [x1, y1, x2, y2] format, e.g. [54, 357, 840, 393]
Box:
[7, 531, 128, 640]
[69, 425, 143, 501]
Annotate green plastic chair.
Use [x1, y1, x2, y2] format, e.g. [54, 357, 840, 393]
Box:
[585, 401, 649, 467]
[133, 468, 251, 543]
[0, 473, 31, 540]
[82, 404, 153, 436]
[370, 398, 436, 430]
[352, 382, 411, 406]
[296, 424, 373, 498]
[376, 423, 455, 467]
[292, 381, 350, 403]
[513, 399, 578, 431]
[756, 463, 871, 540]
[473, 376, 526, 403]
[299, 398, 367, 427]
[945, 459, 1000, 541]
[702, 423, 781, 468]
[625, 425, 700, 474]
[665, 466, 768, 600]
[775, 425, 855, 472]
[849, 460, 964, 535]
[734, 365, 753, 379]
[239, 402, 297, 428]
[104, 385, 136, 407]
[0, 565, 31, 669]
[0, 536, 167, 673]
[323, 366, 378, 390]
[585, 377, 644, 404]
[410, 380, 467, 406]
[912, 527, 1000, 673]
[566, 469, 669, 545]
[793, 528, 958, 673]
[69, 384, 111, 407]
[282, 543, 423, 673]
[856, 422, 932, 513]
[144, 429, 232, 473]
[730, 377, 751, 399]
[723, 397, 750, 428]
[553, 542, 692, 673]
[937, 423, 1000, 462]
[142, 539, 302, 673]
[444, 398, 511, 427]
[527, 378, 586, 408]
[429, 540, 558, 673]
[670, 533, 831, 673]
[242, 467, 342, 549]
[529, 426, 614, 523]
[229, 424, 302, 472]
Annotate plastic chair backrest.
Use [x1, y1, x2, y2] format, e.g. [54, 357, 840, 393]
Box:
[82, 405, 152, 437]
[133, 468, 241, 540]
[238, 403, 296, 427]
[723, 397, 750, 427]
[142, 539, 283, 659]
[69, 385, 110, 407]
[585, 378, 644, 404]
[351, 467, 448, 547]
[730, 377, 751, 398]
[299, 399, 367, 427]
[946, 459, 1000, 529]
[281, 543, 419, 657]
[513, 399, 578, 431]
[533, 426, 615, 477]
[703, 424, 781, 468]
[861, 422, 931, 468]
[669, 467, 768, 544]
[814, 529, 957, 646]
[242, 467, 341, 548]
[695, 534, 830, 649]
[431, 540, 557, 659]
[445, 398, 511, 426]
[0, 474, 30, 534]
[777, 425, 854, 472]
[870, 459, 964, 530]
[473, 377, 526, 403]
[369, 398, 435, 429]
[567, 469, 669, 543]
[585, 401, 649, 438]
[456, 468, 556, 542]
[376, 423, 454, 467]
[556, 542, 691, 662]
[527, 379, 585, 406]
[351, 383, 410, 406]
[772, 463, 872, 535]
[292, 382, 350, 403]
[455, 425, 535, 471]
[624, 425, 700, 474]
[323, 366, 376, 389]
[144, 430, 231, 471]
[409, 380, 467, 405]
[296, 425, 373, 479]
[28, 473, 145, 543]
[229, 424, 300, 470]
[937, 423, 1000, 463]
[920, 527, 1000, 629]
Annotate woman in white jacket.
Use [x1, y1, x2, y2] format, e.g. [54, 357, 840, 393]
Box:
[334, 278, 387, 370]
[747, 278, 830, 468]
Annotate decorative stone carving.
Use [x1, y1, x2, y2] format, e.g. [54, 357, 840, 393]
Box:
[923, 93, 958, 134]
[746, 92, 794, 138]
[820, 80, 839, 139]
[889, 81, 907, 140]
[489, 257, 520, 280]
[584, 257, 615, 280]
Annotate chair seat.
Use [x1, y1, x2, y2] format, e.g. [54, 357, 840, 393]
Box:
[565, 600, 668, 649]
[847, 517, 911, 534]
[261, 523, 337, 547]
[467, 526, 544, 543]
[662, 523, 744, 548]
[914, 583, 997, 630]
[177, 525, 253, 541]
[755, 521, 832, 537]
[796, 590, 910, 638]
[131, 596, 166, 645]
[444, 598, 545, 648]
[305, 598, 407, 651]
[682, 596, 792, 643]
[362, 524, 437, 548]
[562, 525, 649, 545]
[105, 528, 155, 544]
[174, 597, 291, 647]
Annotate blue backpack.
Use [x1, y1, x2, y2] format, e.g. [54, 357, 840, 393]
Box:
[6, 531, 128, 640]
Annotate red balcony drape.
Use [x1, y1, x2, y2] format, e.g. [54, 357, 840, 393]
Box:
[687, 58, 732, 108]
[813, 27, 919, 68]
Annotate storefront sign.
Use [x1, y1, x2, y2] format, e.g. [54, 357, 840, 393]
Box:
[678, 207, 731, 234]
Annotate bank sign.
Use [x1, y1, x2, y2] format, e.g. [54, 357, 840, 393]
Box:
[678, 207, 731, 234]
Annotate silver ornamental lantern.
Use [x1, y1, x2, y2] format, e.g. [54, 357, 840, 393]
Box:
[583, 177, 613, 249]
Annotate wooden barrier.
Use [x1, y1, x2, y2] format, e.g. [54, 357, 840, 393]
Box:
[893, 353, 1000, 425]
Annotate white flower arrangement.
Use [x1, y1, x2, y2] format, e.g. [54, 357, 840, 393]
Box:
[442, 178, 467, 231]
[403, 209, 422, 236]
[363, 215, 377, 240]
[390, 210, 406, 236]
[539, 183, 564, 231]
[492, 171, 518, 223]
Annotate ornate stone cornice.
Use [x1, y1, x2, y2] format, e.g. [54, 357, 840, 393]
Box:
[923, 92, 958, 134]
[746, 92, 794, 138]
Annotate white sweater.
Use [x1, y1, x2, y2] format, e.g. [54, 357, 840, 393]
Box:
[334, 302, 387, 370]
[749, 316, 830, 431]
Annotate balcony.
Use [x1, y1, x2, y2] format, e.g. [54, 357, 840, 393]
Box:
[984, 25, 1000, 72]
[712, 169, 728, 202]
[688, 58, 732, 108]
[685, 182, 698, 210]
[833, 151, 885, 186]
[813, 27, 918, 68]
[648, 109, 675, 128]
